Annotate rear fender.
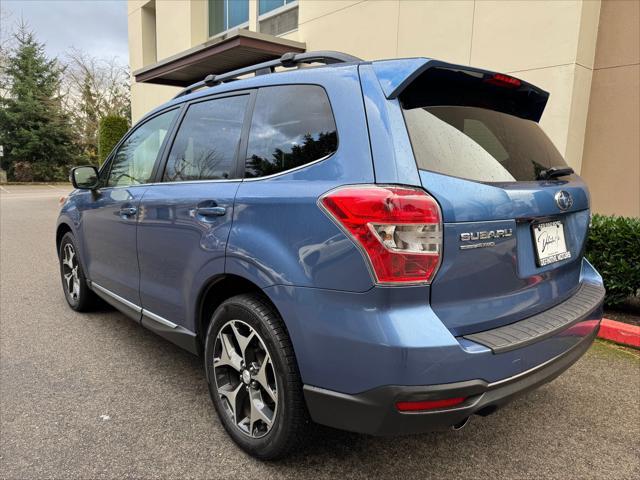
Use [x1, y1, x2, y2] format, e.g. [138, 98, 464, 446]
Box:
[226, 178, 373, 292]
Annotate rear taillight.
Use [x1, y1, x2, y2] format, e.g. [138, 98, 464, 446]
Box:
[319, 185, 442, 285]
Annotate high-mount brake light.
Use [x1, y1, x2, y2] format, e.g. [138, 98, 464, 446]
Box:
[320, 186, 442, 285]
[485, 73, 521, 88]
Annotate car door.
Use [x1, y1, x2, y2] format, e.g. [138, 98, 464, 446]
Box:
[79, 108, 179, 314]
[136, 92, 251, 338]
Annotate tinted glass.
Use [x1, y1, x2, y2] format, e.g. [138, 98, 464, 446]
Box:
[107, 109, 177, 187]
[209, 0, 249, 35]
[403, 106, 567, 182]
[227, 0, 249, 28]
[245, 85, 337, 178]
[259, 0, 294, 15]
[164, 95, 248, 182]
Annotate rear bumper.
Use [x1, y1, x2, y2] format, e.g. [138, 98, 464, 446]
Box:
[265, 259, 604, 395]
[304, 324, 599, 435]
[464, 281, 605, 353]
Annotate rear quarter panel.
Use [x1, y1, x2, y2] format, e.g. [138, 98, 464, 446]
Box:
[226, 66, 376, 292]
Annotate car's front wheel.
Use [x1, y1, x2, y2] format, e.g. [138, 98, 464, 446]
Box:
[204, 293, 309, 460]
[58, 232, 96, 311]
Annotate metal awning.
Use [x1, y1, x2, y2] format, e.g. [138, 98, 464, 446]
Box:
[133, 29, 306, 87]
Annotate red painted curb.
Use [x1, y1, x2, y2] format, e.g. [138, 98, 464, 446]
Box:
[598, 318, 640, 348]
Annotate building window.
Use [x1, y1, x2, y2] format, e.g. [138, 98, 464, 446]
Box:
[141, 0, 157, 65]
[209, 0, 249, 37]
[259, 0, 298, 36]
[259, 0, 295, 16]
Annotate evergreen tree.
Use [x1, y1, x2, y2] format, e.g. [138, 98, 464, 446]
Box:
[98, 115, 128, 164]
[0, 24, 78, 181]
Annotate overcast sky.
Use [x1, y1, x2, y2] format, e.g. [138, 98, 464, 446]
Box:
[3, 0, 128, 64]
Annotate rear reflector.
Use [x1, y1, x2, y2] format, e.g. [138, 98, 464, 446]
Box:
[319, 185, 442, 285]
[396, 397, 466, 412]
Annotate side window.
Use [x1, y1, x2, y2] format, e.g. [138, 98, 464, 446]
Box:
[245, 85, 337, 178]
[98, 155, 114, 187]
[108, 109, 178, 187]
[163, 95, 248, 182]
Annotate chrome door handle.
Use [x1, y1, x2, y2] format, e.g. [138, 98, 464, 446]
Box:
[120, 206, 137, 217]
[196, 206, 226, 217]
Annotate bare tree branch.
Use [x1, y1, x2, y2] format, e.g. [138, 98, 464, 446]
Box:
[60, 48, 130, 164]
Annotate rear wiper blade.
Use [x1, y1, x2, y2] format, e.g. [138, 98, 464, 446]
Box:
[537, 166, 574, 180]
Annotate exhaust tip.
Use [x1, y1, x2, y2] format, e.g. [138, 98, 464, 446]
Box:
[451, 417, 471, 431]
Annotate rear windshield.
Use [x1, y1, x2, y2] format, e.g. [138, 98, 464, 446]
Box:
[403, 106, 567, 182]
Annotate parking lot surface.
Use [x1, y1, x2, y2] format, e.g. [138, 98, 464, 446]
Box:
[1, 185, 639, 479]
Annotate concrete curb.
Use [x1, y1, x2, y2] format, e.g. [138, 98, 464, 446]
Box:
[598, 318, 640, 348]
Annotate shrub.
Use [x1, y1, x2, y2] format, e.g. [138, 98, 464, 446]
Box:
[12, 162, 34, 182]
[586, 214, 640, 307]
[98, 115, 129, 164]
[10, 161, 68, 182]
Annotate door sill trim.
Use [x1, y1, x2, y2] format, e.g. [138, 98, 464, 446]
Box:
[90, 282, 178, 329]
[91, 282, 142, 313]
[142, 309, 178, 329]
[88, 282, 198, 355]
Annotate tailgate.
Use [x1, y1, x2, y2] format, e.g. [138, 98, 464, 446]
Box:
[391, 60, 592, 336]
[420, 170, 591, 336]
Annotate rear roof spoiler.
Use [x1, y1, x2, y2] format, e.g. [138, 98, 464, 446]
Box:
[371, 58, 549, 122]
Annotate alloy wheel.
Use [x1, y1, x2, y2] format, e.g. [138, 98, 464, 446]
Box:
[61, 243, 80, 303]
[212, 320, 278, 438]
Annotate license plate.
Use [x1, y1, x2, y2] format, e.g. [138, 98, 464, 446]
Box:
[532, 220, 571, 266]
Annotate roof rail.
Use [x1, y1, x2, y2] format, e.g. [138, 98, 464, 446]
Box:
[173, 50, 362, 99]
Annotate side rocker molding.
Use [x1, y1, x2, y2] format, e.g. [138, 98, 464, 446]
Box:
[89, 281, 199, 355]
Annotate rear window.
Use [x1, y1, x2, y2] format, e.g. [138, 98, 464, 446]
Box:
[244, 85, 337, 178]
[403, 106, 567, 182]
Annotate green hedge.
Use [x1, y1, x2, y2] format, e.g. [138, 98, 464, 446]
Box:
[585, 214, 640, 307]
[98, 115, 129, 165]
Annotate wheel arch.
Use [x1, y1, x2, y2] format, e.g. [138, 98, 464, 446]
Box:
[56, 222, 73, 253]
[195, 273, 283, 354]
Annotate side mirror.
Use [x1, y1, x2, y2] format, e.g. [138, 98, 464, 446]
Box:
[70, 166, 99, 190]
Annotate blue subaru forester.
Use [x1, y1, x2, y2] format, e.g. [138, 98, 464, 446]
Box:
[57, 51, 605, 459]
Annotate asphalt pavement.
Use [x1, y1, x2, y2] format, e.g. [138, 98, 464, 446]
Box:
[1, 185, 639, 479]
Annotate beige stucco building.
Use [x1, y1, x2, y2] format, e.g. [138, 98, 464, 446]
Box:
[128, 0, 639, 217]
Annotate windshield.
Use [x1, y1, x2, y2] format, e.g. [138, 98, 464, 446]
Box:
[403, 106, 567, 182]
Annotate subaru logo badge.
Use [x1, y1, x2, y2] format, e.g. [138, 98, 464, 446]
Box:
[555, 190, 573, 211]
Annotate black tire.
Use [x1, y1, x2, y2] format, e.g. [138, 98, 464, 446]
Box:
[58, 232, 97, 312]
[204, 293, 309, 460]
